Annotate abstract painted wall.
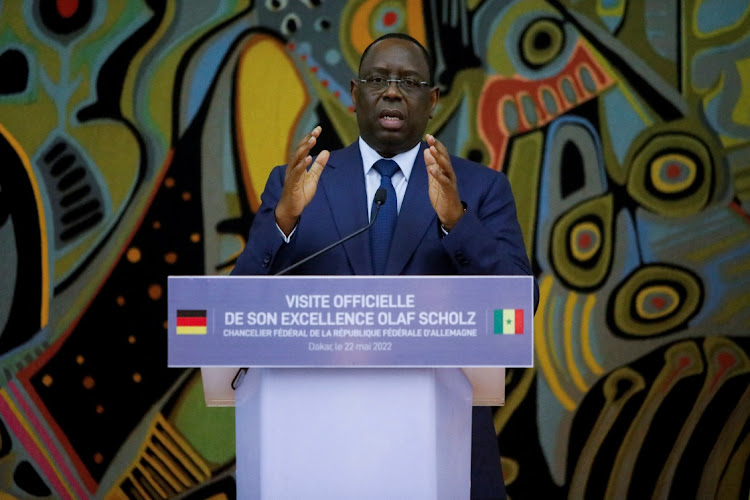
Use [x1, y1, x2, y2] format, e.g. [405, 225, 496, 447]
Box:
[0, 0, 748, 498]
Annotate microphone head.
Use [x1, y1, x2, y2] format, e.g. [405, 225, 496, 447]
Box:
[374, 187, 387, 206]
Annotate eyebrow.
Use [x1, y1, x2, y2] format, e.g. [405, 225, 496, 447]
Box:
[363, 67, 424, 78]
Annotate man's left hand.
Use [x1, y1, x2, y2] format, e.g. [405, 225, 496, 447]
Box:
[424, 134, 464, 231]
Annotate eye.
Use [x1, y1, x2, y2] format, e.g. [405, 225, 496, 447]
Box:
[400, 78, 419, 89]
[368, 76, 386, 84]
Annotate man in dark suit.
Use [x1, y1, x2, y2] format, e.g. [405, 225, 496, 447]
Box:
[232, 33, 537, 500]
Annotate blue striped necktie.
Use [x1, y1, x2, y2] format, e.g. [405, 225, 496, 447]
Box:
[370, 159, 400, 275]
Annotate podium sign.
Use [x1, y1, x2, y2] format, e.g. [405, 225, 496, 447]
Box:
[168, 275, 533, 368]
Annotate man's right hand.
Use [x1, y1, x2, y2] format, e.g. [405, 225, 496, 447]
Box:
[275, 126, 330, 236]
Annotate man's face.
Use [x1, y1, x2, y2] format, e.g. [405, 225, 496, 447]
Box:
[351, 38, 439, 158]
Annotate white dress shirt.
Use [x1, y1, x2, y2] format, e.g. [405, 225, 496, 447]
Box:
[277, 139, 422, 240]
[359, 137, 420, 219]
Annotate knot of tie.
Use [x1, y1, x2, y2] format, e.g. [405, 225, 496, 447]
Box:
[373, 158, 400, 180]
[370, 159, 400, 274]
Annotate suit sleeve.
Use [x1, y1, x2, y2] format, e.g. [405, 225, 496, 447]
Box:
[231, 165, 293, 276]
[440, 168, 540, 311]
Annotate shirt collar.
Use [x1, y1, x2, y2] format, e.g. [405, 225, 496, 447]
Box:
[359, 137, 420, 181]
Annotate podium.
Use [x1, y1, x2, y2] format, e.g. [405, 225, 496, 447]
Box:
[168, 276, 534, 499]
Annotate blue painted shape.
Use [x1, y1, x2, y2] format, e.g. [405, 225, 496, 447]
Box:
[186, 24, 249, 127]
[601, 15, 623, 33]
[697, 0, 749, 33]
[601, 88, 647, 164]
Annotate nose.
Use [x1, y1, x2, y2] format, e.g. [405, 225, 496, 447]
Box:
[383, 80, 403, 99]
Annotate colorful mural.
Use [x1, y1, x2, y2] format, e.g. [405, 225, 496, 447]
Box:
[0, 0, 748, 498]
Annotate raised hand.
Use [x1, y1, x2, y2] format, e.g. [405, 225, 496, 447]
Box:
[275, 126, 330, 235]
[424, 134, 464, 231]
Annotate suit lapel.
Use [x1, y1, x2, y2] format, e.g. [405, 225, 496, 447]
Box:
[386, 143, 436, 274]
[320, 142, 373, 274]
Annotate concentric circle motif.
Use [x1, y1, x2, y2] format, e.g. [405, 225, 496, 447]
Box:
[550, 195, 613, 290]
[520, 18, 565, 68]
[609, 265, 702, 337]
[649, 153, 697, 194]
[627, 133, 713, 216]
[372, 2, 406, 35]
[634, 285, 680, 320]
[569, 221, 601, 262]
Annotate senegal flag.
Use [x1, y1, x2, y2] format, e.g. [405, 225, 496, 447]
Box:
[176, 310, 207, 335]
[494, 309, 523, 335]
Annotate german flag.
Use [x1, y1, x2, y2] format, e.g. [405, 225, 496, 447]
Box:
[176, 310, 207, 335]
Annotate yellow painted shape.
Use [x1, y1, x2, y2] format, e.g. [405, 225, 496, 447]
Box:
[569, 221, 601, 261]
[54, 122, 141, 280]
[69, 122, 140, 213]
[349, 0, 427, 60]
[350, 0, 380, 56]
[649, 153, 697, 193]
[732, 57, 750, 128]
[121, 0, 176, 125]
[581, 294, 605, 375]
[563, 292, 589, 393]
[535, 276, 576, 410]
[145, 1, 252, 148]
[0, 124, 48, 327]
[0, 95, 58, 154]
[406, 0, 427, 46]
[506, 131, 543, 258]
[235, 35, 309, 211]
[0, 1, 60, 80]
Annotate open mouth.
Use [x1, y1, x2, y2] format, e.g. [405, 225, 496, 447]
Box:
[379, 110, 404, 130]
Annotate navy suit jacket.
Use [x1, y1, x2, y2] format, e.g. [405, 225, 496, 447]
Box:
[233, 141, 538, 311]
[232, 140, 535, 498]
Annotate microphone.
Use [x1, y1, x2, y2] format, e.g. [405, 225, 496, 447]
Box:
[274, 188, 387, 276]
[230, 190, 388, 390]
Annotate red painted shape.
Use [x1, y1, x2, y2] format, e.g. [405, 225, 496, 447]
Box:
[383, 11, 398, 27]
[729, 200, 750, 224]
[651, 296, 667, 310]
[57, 0, 79, 18]
[661, 354, 693, 392]
[578, 233, 592, 250]
[666, 163, 682, 179]
[478, 43, 614, 170]
[710, 351, 737, 392]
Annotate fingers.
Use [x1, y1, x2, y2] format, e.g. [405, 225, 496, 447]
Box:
[424, 149, 452, 187]
[308, 149, 330, 178]
[288, 126, 322, 176]
[425, 134, 455, 181]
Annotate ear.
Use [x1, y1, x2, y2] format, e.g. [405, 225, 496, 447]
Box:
[429, 86, 440, 119]
[350, 79, 358, 112]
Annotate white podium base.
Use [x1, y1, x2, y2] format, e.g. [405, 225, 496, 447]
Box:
[234, 368, 472, 500]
